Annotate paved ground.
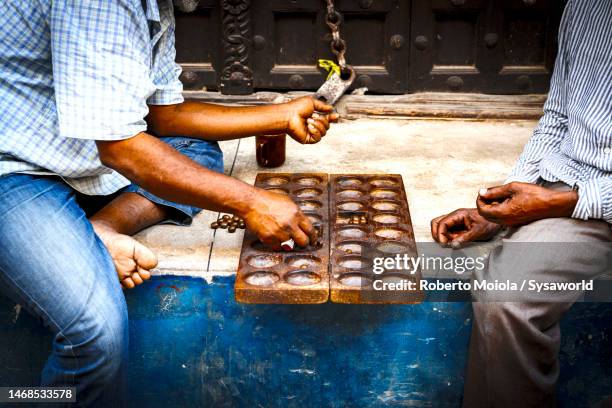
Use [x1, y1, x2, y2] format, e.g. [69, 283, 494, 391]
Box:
[134, 118, 537, 279]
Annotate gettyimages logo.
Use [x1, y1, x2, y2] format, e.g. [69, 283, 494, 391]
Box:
[372, 253, 487, 275]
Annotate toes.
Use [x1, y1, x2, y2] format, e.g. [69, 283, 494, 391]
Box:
[134, 242, 158, 270]
[131, 272, 144, 285]
[137, 266, 151, 281]
[114, 256, 137, 275]
[121, 277, 135, 290]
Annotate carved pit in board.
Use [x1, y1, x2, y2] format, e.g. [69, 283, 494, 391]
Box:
[298, 200, 323, 212]
[261, 175, 290, 186]
[336, 241, 367, 255]
[246, 254, 283, 268]
[286, 255, 322, 269]
[293, 176, 323, 186]
[244, 271, 280, 286]
[294, 187, 323, 198]
[265, 187, 289, 195]
[285, 271, 321, 286]
[372, 213, 402, 224]
[371, 200, 401, 212]
[337, 189, 365, 199]
[337, 201, 366, 212]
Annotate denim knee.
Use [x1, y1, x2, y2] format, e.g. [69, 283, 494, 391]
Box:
[160, 136, 224, 173]
[88, 310, 128, 381]
[58, 291, 129, 387]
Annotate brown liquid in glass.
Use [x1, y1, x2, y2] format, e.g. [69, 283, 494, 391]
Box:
[256, 134, 286, 168]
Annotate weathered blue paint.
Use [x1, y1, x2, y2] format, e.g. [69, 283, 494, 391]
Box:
[0, 276, 610, 407]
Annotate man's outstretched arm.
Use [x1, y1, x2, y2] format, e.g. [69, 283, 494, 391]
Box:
[146, 97, 339, 144]
[96, 133, 317, 249]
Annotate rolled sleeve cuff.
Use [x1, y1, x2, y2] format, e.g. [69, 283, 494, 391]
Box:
[504, 165, 541, 185]
[505, 175, 539, 185]
[572, 179, 610, 221]
[147, 90, 184, 105]
[504, 173, 542, 186]
[61, 122, 146, 141]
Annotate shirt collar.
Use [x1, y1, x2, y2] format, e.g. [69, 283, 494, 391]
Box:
[143, 0, 161, 23]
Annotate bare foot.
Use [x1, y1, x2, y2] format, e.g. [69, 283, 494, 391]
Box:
[91, 221, 158, 289]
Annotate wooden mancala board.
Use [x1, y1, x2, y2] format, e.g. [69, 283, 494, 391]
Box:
[234, 173, 423, 304]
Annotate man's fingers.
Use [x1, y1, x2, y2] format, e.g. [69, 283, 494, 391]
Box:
[437, 214, 466, 245]
[308, 118, 327, 136]
[479, 184, 513, 202]
[291, 226, 310, 248]
[261, 229, 291, 251]
[299, 218, 317, 244]
[329, 112, 340, 123]
[312, 98, 334, 113]
[307, 127, 322, 144]
[311, 113, 330, 130]
[293, 127, 309, 144]
[476, 198, 508, 221]
[450, 229, 479, 249]
[430, 215, 446, 242]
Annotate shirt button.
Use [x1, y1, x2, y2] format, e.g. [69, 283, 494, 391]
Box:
[604, 147, 611, 154]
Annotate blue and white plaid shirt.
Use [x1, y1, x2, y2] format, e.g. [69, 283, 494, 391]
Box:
[507, 0, 612, 223]
[0, 0, 183, 195]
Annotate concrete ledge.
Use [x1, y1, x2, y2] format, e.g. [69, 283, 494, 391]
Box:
[183, 91, 546, 120]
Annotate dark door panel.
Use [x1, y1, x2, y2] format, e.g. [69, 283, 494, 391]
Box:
[250, 0, 410, 93]
[409, 0, 563, 94]
[175, 0, 221, 91]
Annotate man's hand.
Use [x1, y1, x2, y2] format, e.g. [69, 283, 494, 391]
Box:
[285, 96, 339, 144]
[431, 208, 501, 248]
[242, 189, 318, 250]
[476, 182, 578, 227]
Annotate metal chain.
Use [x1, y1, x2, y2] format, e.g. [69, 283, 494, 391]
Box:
[324, 0, 349, 74]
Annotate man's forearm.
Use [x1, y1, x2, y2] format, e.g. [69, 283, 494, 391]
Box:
[96, 132, 259, 216]
[147, 100, 290, 140]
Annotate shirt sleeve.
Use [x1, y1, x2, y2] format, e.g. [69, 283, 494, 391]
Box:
[505, 2, 572, 184]
[50, 0, 154, 140]
[571, 179, 612, 223]
[147, 8, 184, 106]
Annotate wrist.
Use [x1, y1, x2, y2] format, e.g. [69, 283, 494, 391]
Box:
[552, 189, 579, 217]
[232, 185, 261, 218]
[278, 102, 293, 134]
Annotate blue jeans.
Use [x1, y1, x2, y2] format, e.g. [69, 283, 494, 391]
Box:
[0, 138, 223, 407]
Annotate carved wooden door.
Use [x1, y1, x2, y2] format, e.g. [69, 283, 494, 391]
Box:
[173, 0, 564, 95]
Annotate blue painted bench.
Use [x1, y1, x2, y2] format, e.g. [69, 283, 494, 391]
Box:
[1, 276, 610, 407]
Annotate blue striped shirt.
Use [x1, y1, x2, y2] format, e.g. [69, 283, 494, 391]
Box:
[507, 0, 612, 223]
[0, 0, 183, 195]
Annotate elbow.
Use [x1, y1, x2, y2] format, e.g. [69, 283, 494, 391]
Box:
[146, 105, 180, 137]
[147, 118, 174, 137]
[96, 140, 131, 171]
